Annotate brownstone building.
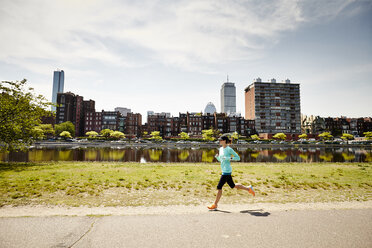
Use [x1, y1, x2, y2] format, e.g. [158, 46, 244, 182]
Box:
[85, 112, 102, 133]
[187, 113, 202, 136]
[147, 113, 172, 137]
[126, 113, 142, 137]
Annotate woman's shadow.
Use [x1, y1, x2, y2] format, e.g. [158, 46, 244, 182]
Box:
[209, 209, 270, 217]
[240, 209, 271, 217]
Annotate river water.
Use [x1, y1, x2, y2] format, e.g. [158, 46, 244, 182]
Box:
[0, 146, 371, 163]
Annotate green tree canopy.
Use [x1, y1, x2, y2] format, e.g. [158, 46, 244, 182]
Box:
[150, 131, 162, 141]
[55, 121, 75, 137]
[179, 132, 189, 140]
[86, 131, 98, 137]
[32, 126, 44, 140]
[110, 131, 125, 139]
[100, 129, 113, 138]
[251, 134, 260, 140]
[298, 133, 308, 139]
[231, 131, 240, 141]
[318, 132, 333, 141]
[341, 133, 354, 141]
[202, 129, 215, 141]
[0, 79, 53, 151]
[39, 124, 55, 137]
[364, 132, 372, 140]
[60, 131, 72, 139]
[273, 133, 287, 140]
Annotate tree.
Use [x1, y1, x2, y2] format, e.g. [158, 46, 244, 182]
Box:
[100, 129, 113, 138]
[55, 121, 75, 137]
[298, 133, 308, 140]
[179, 132, 189, 140]
[32, 126, 44, 140]
[150, 131, 162, 141]
[202, 129, 215, 141]
[0, 79, 53, 151]
[60, 131, 72, 139]
[341, 133, 354, 142]
[273, 133, 287, 140]
[231, 131, 240, 142]
[318, 132, 333, 141]
[39, 124, 55, 138]
[364, 132, 372, 140]
[86, 131, 98, 138]
[251, 134, 260, 140]
[110, 131, 125, 139]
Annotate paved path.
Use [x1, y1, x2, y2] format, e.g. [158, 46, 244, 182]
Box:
[1, 208, 371, 248]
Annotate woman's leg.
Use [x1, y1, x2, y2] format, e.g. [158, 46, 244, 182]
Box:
[235, 184, 255, 196]
[214, 189, 222, 205]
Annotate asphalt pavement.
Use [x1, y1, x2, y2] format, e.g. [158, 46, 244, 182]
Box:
[0, 209, 371, 248]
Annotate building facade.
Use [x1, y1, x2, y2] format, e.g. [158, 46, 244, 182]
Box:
[126, 113, 142, 137]
[221, 82, 236, 115]
[245, 78, 301, 134]
[147, 112, 172, 137]
[51, 70, 64, 112]
[85, 112, 102, 133]
[56, 92, 95, 136]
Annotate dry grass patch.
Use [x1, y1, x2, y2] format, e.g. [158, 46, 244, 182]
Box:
[0, 162, 371, 207]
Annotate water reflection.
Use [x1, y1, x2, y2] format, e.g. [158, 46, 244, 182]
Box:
[148, 149, 162, 161]
[178, 151, 190, 161]
[202, 150, 215, 163]
[0, 147, 371, 163]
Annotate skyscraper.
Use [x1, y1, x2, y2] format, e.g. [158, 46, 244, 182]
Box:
[220, 79, 236, 115]
[52, 70, 64, 112]
[244, 78, 301, 134]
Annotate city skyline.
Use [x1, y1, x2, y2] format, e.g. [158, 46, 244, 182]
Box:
[0, 0, 371, 119]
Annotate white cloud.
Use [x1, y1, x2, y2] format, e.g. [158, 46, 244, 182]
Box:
[0, 0, 357, 74]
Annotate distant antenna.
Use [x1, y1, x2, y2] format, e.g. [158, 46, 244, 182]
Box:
[227, 74, 229, 82]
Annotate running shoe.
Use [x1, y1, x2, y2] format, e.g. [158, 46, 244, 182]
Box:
[207, 204, 217, 210]
[248, 185, 255, 196]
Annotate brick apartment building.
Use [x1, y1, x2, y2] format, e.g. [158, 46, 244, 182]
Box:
[85, 111, 142, 137]
[245, 78, 301, 135]
[187, 113, 203, 136]
[147, 112, 173, 137]
[85, 112, 102, 133]
[171, 113, 188, 136]
[56, 92, 96, 136]
[126, 113, 142, 137]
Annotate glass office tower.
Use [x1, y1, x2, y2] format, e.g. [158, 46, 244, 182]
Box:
[51, 70, 64, 111]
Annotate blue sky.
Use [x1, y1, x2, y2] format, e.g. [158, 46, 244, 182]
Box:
[0, 0, 371, 120]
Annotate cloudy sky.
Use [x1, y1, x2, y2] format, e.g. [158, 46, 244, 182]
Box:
[1, 0, 371, 122]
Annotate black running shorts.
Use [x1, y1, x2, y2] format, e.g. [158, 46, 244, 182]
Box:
[217, 175, 235, 189]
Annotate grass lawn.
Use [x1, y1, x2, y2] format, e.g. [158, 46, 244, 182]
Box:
[0, 162, 371, 207]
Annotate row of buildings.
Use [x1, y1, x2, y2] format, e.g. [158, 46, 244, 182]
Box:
[54, 91, 256, 138]
[302, 115, 372, 137]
